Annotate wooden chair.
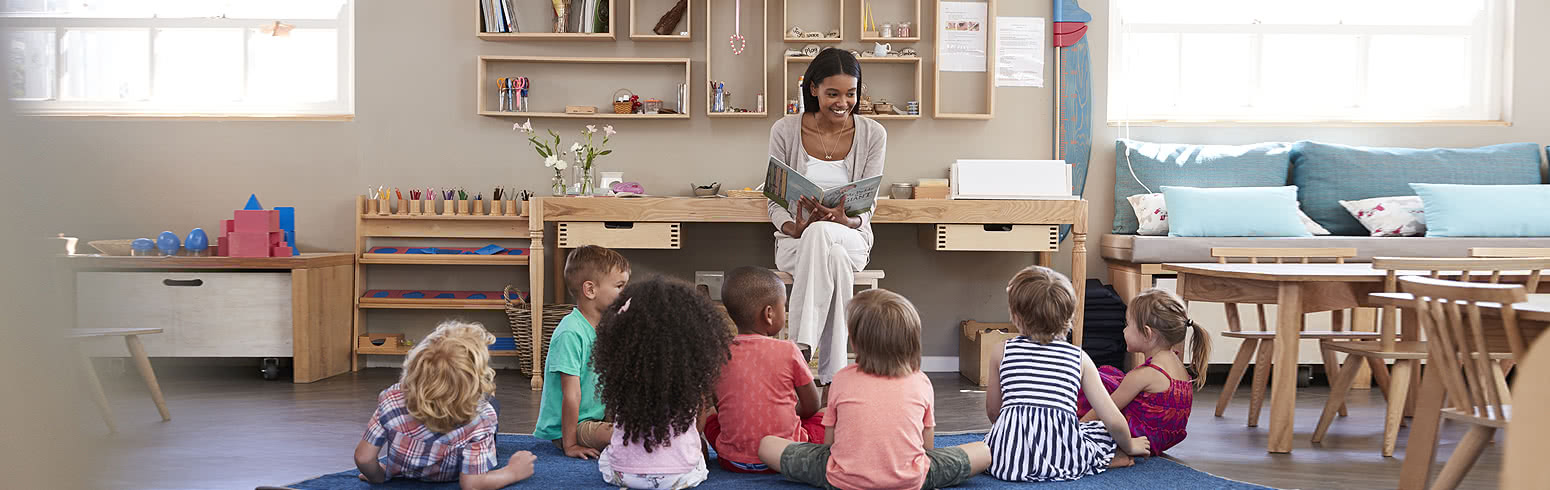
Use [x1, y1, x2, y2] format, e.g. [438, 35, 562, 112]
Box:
[1469, 247, 1550, 258]
[71, 328, 171, 433]
[772, 270, 885, 290]
[1399, 276, 1531, 490]
[1208, 248, 1378, 427]
[1314, 257, 1548, 457]
[1501, 332, 1550, 490]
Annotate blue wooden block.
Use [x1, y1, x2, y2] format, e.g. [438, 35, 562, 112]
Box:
[243, 194, 264, 210]
[275, 206, 295, 230]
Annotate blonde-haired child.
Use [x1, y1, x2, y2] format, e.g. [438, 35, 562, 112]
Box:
[1076, 287, 1209, 455]
[985, 266, 1149, 482]
[354, 321, 536, 489]
[759, 289, 992, 489]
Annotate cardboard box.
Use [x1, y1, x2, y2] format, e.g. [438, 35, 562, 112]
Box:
[959, 320, 1019, 386]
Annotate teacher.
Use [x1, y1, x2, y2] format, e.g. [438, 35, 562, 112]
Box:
[767, 48, 886, 385]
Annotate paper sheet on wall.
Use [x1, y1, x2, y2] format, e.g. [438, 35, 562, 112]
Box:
[939, 2, 988, 72]
[995, 16, 1045, 87]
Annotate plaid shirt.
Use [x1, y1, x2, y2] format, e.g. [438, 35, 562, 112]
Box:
[362, 384, 499, 482]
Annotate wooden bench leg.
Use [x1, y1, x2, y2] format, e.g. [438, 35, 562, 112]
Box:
[78, 349, 116, 433]
[125, 335, 170, 422]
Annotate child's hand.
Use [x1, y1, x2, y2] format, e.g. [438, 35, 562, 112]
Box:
[1127, 436, 1152, 457]
[508, 451, 537, 479]
[564, 443, 600, 460]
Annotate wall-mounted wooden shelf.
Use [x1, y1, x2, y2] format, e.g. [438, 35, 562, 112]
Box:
[476, 0, 617, 40]
[707, 0, 769, 118]
[477, 56, 692, 119]
[783, 0, 843, 43]
[933, 0, 995, 119]
[630, 0, 691, 41]
[358, 254, 530, 266]
[859, 0, 921, 42]
[359, 295, 508, 310]
[783, 56, 922, 120]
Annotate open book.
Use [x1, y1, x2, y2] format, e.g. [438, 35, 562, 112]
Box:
[763, 156, 882, 218]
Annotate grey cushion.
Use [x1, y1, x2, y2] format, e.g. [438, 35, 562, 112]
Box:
[1112, 139, 1292, 235]
[1100, 235, 1550, 264]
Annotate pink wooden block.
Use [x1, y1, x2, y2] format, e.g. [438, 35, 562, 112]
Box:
[271, 246, 294, 257]
[216, 236, 230, 253]
[223, 219, 236, 233]
[228, 231, 271, 257]
[233, 210, 279, 233]
[269, 231, 285, 246]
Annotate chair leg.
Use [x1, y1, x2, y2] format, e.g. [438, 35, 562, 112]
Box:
[1248, 339, 1274, 428]
[1216, 340, 1257, 417]
[1381, 359, 1416, 457]
[1319, 344, 1348, 416]
[1367, 357, 1393, 400]
[1312, 353, 1365, 443]
[125, 335, 170, 422]
[77, 349, 116, 434]
[1431, 426, 1496, 490]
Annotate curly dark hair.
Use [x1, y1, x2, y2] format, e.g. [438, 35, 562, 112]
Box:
[592, 276, 733, 453]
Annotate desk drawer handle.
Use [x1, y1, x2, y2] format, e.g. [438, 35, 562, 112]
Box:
[162, 278, 204, 287]
[981, 224, 1014, 232]
[603, 222, 636, 230]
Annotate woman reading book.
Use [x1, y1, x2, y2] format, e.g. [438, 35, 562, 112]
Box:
[765, 48, 887, 387]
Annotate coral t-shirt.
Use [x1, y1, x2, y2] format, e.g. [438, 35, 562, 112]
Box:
[824, 365, 935, 490]
[712, 334, 816, 465]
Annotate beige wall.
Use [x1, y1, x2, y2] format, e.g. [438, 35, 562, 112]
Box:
[21, 0, 1550, 360]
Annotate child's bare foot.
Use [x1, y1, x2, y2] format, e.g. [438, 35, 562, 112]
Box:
[1108, 451, 1134, 469]
[509, 451, 537, 481]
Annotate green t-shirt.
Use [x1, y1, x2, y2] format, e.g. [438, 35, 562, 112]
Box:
[533, 308, 606, 440]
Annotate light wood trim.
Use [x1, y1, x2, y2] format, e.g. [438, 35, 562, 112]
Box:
[629, 0, 692, 41]
[706, 0, 769, 118]
[358, 254, 530, 266]
[1470, 247, 1550, 258]
[932, 0, 995, 119]
[358, 297, 507, 310]
[859, 0, 921, 42]
[478, 111, 692, 119]
[69, 328, 164, 338]
[360, 214, 529, 221]
[782, 57, 922, 120]
[557, 221, 682, 249]
[539, 196, 1085, 225]
[359, 219, 530, 239]
[292, 264, 355, 383]
[1211, 247, 1358, 262]
[24, 113, 353, 121]
[782, 0, 843, 42]
[785, 56, 923, 63]
[478, 56, 692, 118]
[1399, 276, 1528, 306]
[64, 253, 353, 269]
[476, 0, 617, 40]
[1107, 119, 1512, 128]
[1372, 256, 1550, 273]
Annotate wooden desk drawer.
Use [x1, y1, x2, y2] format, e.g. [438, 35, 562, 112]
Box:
[922, 224, 1059, 252]
[76, 272, 292, 357]
[558, 221, 681, 249]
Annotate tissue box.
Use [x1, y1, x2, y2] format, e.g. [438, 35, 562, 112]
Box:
[959, 320, 1019, 386]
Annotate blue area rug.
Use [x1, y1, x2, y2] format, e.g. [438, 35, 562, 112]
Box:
[287, 433, 1271, 489]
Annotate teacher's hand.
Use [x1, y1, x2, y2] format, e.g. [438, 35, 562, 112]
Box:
[805, 195, 859, 228]
[781, 199, 817, 238]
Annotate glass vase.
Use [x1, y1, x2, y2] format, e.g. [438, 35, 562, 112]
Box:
[550, 172, 566, 197]
[573, 165, 595, 197]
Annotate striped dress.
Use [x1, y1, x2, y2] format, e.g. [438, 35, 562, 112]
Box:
[985, 337, 1117, 482]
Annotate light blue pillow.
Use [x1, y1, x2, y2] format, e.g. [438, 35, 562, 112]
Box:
[1161, 186, 1312, 237]
[1410, 183, 1550, 237]
[1112, 140, 1293, 234]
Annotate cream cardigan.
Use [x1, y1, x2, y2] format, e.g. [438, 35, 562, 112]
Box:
[766, 114, 888, 244]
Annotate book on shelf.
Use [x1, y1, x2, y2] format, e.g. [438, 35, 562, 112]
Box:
[481, 0, 496, 32]
[502, 0, 518, 32]
[763, 156, 882, 218]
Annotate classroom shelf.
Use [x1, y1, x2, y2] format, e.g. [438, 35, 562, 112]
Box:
[361, 214, 528, 221]
[359, 296, 508, 310]
[477, 56, 692, 119]
[359, 254, 530, 266]
[475, 0, 617, 41]
[933, 0, 996, 119]
[707, 112, 770, 118]
[706, 0, 769, 117]
[782, 0, 843, 42]
[859, 0, 921, 42]
[783, 57, 922, 120]
[782, 37, 842, 43]
[631, 34, 691, 42]
[478, 111, 690, 119]
[784, 56, 922, 63]
[629, 0, 691, 41]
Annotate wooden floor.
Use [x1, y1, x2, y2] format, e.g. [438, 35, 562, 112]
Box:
[82, 364, 1500, 490]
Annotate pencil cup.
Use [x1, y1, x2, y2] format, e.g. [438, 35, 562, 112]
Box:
[458, 199, 470, 215]
[397, 199, 409, 215]
[408, 200, 422, 216]
[377, 197, 390, 216]
[440, 200, 454, 216]
[520, 200, 530, 216]
[365, 197, 378, 215]
[490, 200, 503, 216]
[505, 199, 518, 216]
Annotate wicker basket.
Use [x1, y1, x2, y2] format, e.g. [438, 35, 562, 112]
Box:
[503, 286, 574, 376]
[612, 89, 635, 114]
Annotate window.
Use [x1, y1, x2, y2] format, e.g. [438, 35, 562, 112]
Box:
[3, 0, 353, 117]
[1108, 0, 1511, 124]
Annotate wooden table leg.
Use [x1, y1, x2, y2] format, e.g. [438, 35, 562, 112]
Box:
[124, 335, 170, 422]
[77, 348, 116, 433]
[1398, 364, 1446, 489]
[528, 203, 547, 391]
[1071, 232, 1087, 346]
[1268, 282, 1302, 453]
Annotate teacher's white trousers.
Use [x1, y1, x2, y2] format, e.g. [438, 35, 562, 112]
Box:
[775, 221, 870, 384]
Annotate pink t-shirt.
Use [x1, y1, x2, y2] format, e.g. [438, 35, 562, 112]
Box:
[823, 365, 935, 490]
[713, 334, 816, 464]
[605, 424, 705, 475]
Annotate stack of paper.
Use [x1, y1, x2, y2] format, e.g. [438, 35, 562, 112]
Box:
[951, 160, 1075, 200]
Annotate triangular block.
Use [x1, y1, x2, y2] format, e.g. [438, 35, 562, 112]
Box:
[243, 194, 263, 210]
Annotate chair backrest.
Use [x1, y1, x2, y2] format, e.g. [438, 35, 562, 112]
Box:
[1370, 257, 1550, 347]
[1211, 247, 1358, 264]
[1400, 276, 1529, 426]
[1470, 247, 1550, 258]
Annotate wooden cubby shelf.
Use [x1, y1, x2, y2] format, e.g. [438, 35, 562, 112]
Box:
[358, 254, 530, 266]
[476, 0, 617, 41]
[783, 0, 843, 43]
[478, 56, 692, 119]
[783, 56, 922, 120]
[933, 0, 995, 119]
[629, 0, 691, 41]
[860, 0, 922, 42]
[706, 0, 769, 118]
[359, 295, 509, 310]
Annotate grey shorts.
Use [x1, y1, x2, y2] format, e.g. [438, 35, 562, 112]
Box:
[779, 442, 974, 489]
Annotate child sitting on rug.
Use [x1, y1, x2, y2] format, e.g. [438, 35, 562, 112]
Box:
[984, 266, 1150, 482]
[1076, 287, 1208, 455]
[591, 277, 733, 489]
[759, 289, 992, 489]
[533, 245, 630, 459]
[704, 266, 824, 474]
[354, 321, 536, 488]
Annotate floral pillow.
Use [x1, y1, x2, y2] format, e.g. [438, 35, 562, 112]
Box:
[1338, 196, 1426, 237]
[1126, 193, 1331, 236]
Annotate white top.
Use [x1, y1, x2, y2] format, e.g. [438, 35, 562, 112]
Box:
[804, 155, 850, 191]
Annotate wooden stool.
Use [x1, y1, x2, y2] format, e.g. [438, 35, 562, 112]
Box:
[71, 328, 171, 433]
[772, 270, 886, 290]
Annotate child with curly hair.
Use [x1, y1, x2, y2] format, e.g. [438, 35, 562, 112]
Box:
[759, 289, 992, 489]
[985, 266, 1150, 482]
[354, 321, 536, 489]
[705, 266, 823, 474]
[534, 245, 631, 459]
[1076, 288, 1209, 455]
[592, 277, 734, 489]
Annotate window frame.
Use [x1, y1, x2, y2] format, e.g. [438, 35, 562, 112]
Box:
[1106, 0, 1513, 126]
[2, 4, 354, 119]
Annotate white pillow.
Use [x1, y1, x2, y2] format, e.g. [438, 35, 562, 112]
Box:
[1339, 196, 1426, 237]
[1127, 193, 1330, 236]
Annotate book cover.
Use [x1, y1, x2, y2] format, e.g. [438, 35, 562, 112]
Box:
[763, 156, 882, 218]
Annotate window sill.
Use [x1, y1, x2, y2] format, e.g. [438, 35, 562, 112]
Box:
[19, 112, 354, 122]
[1106, 119, 1511, 128]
